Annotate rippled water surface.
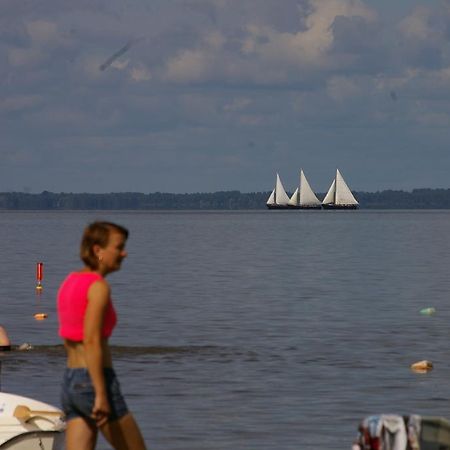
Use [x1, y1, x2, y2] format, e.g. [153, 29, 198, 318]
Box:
[1, 210, 450, 449]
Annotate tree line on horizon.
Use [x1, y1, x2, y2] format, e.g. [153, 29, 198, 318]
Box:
[0, 189, 450, 209]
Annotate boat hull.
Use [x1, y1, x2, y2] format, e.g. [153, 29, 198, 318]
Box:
[0, 431, 63, 449]
[288, 205, 322, 210]
[266, 204, 290, 210]
[322, 204, 358, 210]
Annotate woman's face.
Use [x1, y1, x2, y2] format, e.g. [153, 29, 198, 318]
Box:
[97, 231, 128, 275]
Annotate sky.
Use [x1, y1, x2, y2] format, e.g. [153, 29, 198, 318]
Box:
[1, 0, 448, 194]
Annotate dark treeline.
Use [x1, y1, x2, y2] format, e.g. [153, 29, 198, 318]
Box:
[1, 189, 450, 210]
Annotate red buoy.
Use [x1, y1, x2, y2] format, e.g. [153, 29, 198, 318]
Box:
[36, 262, 43, 282]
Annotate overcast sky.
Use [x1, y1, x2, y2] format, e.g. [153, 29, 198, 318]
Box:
[1, 0, 448, 194]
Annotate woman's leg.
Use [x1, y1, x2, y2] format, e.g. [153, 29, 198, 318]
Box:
[100, 413, 147, 450]
[66, 417, 98, 450]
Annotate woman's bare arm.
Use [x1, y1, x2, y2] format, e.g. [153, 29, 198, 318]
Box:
[84, 279, 111, 426]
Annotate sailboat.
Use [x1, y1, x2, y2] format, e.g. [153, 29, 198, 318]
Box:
[266, 173, 291, 209]
[288, 170, 322, 209]
[322, 169, 359, 209]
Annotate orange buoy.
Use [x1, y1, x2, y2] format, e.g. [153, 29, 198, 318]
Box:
[34, 263, 47, 320]
[410, 360, 433, 373]
[34, 313, 48, 321]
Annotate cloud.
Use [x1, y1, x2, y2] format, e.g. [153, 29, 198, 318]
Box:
[5, 18, 76, 70]
[326, 76, 362, 101]
[166, 48, 212, 83]
[0, 95, 42, 113]
[398, 6, 434, 40]
[130, 64, 152, 81]
[26, 20, 60, 46]
[3, 0, 450, 193]
[223, 98, 251, 112]
[110, 59, 129, 70]
[396, 4, 450, 69]
[8, 47, 45, 68]
[163, 0, 377, 85]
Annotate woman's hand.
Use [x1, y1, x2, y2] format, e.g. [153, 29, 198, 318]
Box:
[91, 393, 111, 427]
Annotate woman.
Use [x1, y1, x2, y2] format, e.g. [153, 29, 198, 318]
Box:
[57, 221, 146, 450]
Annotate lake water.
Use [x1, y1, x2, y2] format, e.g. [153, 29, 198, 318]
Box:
[1, 210, 450, 449]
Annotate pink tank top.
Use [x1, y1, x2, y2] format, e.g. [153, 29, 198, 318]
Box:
[57, 272, 117, 341]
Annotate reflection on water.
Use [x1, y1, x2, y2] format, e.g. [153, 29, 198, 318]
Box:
[1, 211, 450, 449]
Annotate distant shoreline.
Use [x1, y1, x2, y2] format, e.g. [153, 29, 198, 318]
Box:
[1, 189, 450, 209]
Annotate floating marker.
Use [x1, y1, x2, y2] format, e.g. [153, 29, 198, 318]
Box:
[36, 262, 43, 281]
[420, 307, 436, 315]
[34, 313, 47, 321]
[34, 262, 47, 319]
[36, 262, 43, 291]
[410, 360, 433, 373]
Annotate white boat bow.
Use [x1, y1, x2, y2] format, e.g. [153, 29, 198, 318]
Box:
[0, 393, 65, 449]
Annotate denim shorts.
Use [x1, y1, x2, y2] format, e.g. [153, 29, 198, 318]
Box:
[61, 368, 129, 423]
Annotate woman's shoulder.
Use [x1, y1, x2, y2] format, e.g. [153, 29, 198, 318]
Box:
[87, 278, 111, 304]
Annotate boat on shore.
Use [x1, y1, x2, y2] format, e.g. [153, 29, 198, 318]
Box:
[322, 169, 359, 209]
[266, 173, 291, 209]
[0, 392, 65, 449]
[288, 170, 322, 209]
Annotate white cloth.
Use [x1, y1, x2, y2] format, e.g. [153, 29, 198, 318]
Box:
[407, 415, 421, 450]
[361, 414, 408, 450]
[381, 415, 408, 450]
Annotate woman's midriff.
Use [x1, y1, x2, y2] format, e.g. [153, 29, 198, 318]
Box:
[64, 339, 113, 368]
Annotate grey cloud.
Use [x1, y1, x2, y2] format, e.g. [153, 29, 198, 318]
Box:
[329, 15, 388, 74]
[3, 0, 450, 193]
[331, 15, 381, 54]
[395, 5, 450, 69]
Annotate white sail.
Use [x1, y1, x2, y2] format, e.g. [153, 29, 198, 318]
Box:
[322, 179, 336, 205]
[266, 189, 275, 205]
[335, 169, 358, 205]
[288, 188, 299, 206]
[267, 173, 290, 206]
[273, 173, 290, 205]
[299, 170, 321, 206]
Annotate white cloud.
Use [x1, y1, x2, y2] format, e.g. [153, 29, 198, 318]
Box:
[26, 20, 60, 46]
[3, 0, 450, 193]
[398, 6, 432, 40]
[130, 64, 152, 81]
[6, 19, 73, 68]
[111, 59, 130, 70]
[166, 49, 212, 83]
[164, 0, 377, 84]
